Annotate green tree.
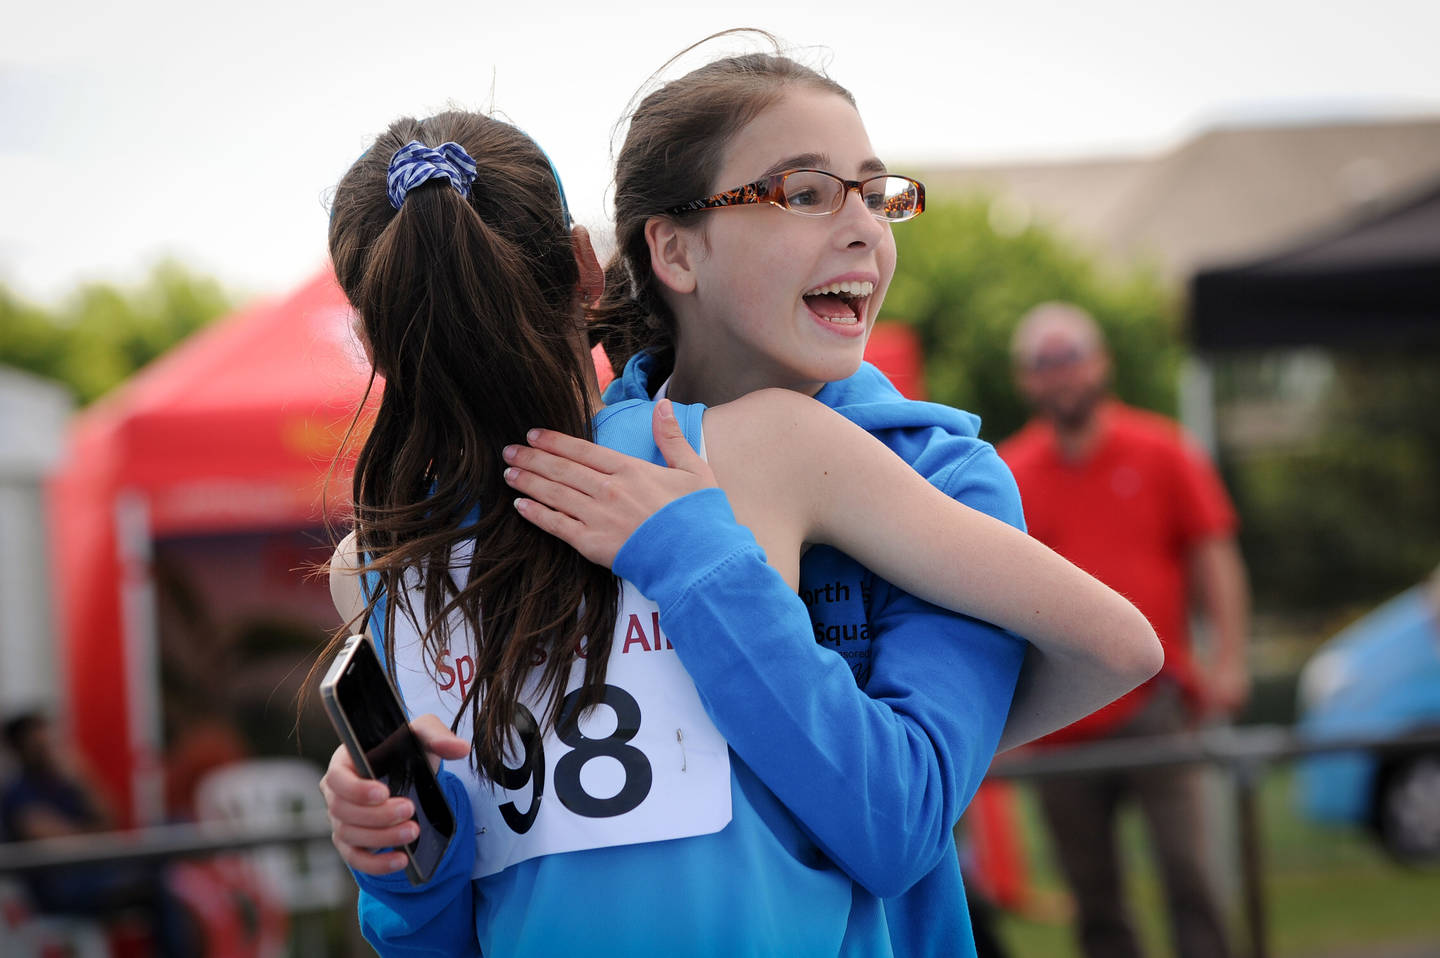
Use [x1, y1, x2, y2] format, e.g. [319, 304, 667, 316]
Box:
[0, 261, 234, 404]
[884, 197, 1437, 622]
[883, 197, 1181, 442]
[1223, 353, 1440, 616]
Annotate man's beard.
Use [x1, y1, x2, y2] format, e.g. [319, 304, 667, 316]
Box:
[1046, 384, 1105, 432]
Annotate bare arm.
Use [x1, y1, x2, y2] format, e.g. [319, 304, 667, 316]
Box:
[704, 390, 1162, 747]
[1189, 535, 1251, 717]
[506, 393, 1161, 748]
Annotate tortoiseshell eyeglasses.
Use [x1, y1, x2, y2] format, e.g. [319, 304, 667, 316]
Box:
[664, 169, 926, 223]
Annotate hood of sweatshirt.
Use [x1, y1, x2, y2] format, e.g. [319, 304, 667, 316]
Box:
[604, 352, 984, 440]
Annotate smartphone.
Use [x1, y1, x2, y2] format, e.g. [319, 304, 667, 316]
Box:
[320, 634, 457, 885]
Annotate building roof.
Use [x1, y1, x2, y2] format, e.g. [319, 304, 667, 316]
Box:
[919, 116, 1440, 281]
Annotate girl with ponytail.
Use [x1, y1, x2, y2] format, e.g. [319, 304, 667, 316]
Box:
[327, 115, 618, 778]
[320, 107, 1157, 957]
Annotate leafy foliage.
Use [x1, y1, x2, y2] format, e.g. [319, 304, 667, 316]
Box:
[0, 261, 234, 404]
[1223, 353, 1440, 615]
[884, 197, 1438, 621]
[883, 197, 1182, 443]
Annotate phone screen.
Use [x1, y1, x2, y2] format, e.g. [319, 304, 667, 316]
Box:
[334, 640, 456, 880]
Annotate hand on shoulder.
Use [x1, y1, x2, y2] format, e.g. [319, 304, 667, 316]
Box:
[504, 400, 718, 568]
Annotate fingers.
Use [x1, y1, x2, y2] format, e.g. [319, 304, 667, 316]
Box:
[410, 714, 471, 759]
[513, 497, 611, 566]
[320, 747, 412, 827]
[333, 815, 416, 875]
[332, 807, 420, 844]
[507, 411, 714, 571]
[319, 742, 419, 876]
[503, 442, 610, 498]
[519, 429, 628, 473]
[322, 744, 388, 805]
[410, 714, 472, 774]
[504, 465, 597, 520]
[338, 843, 413, 876]
[651, 399, 704, 473]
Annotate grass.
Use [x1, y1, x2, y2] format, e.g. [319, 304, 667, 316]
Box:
[990, 768, 1440, 957]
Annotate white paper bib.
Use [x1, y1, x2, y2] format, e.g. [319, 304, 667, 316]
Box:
[388, 579, 732, 879]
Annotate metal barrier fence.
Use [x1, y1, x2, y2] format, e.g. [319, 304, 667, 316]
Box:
[987, 724, 1440, 958]
[2, 724, 1437, 957]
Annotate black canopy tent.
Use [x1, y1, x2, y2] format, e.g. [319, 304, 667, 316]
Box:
[1189, 180, 1440, 351]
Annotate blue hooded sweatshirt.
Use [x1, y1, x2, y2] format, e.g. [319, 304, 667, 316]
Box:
[603, 354, 1028, 956]
[352, 359, 1025, 957]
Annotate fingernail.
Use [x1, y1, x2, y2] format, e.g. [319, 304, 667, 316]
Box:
[503, 468, 517, 482]
[659, 398, 674, 418]
[370, 785, 388, 802]
[406, 824, 420, 841]
[527, 429, 540, 442]
[502, 445, 517, 462]
[513, 498, 529, 513]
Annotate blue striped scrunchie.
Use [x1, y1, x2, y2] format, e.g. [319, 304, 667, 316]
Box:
[386, 140, 479, 210]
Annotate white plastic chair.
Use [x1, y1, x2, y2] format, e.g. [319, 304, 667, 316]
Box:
[194, 758, 348, 955]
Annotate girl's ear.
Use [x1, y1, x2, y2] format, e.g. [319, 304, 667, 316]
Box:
[571, 225, 605, 306]
[644, 216, 698, 295]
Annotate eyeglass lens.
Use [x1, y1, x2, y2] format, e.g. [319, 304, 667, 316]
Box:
[1026, 346, 1090, 372]
[778, 171, 921, 220]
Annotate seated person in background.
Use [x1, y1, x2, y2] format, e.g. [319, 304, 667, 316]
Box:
[1, 710, 190, 957]
[2, 711, 118, 863]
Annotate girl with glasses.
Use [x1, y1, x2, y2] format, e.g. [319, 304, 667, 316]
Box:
[514, 39, 1141, 955]
[318, 72, 1157, 958]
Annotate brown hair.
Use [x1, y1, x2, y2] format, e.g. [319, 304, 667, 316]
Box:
[590, 36, 855, 380]
[327, 111, 618, 775]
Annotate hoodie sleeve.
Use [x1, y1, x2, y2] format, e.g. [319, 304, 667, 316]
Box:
[614, 470, 1025, 898]
[352, 770, 480, 956]
[857, 442, 1027, 878]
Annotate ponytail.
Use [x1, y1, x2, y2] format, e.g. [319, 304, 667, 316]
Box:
[327, 112, 619, 777]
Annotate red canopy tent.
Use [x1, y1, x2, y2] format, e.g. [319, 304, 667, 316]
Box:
[861, 322, 925, 400]
[48, 268, 923, 825]
[49, 272, 374, 824]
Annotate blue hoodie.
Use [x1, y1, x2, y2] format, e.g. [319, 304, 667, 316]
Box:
[356, 399, 895, 957]
[353, 359, 1025, 957]
[604, 354, 1027, 957]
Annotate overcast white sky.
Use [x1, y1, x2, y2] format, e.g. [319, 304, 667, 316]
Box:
[3, 0, 1437, 305]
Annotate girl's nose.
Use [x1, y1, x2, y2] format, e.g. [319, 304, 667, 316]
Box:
[835, 188, 887, 247]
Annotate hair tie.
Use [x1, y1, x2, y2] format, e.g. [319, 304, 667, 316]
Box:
[387, 140, 478, 210]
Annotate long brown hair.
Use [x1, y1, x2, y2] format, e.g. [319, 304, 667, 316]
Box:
[327, 111, 618, 775]
[591, 36, 855, 380]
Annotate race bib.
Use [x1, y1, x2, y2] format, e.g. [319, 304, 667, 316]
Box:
[389, 582, 733, 879]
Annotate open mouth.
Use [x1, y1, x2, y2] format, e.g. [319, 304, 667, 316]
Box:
[803, 280, 874, 327]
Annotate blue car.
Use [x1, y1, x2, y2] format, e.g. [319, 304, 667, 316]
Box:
[1295, 577, 1440, 862]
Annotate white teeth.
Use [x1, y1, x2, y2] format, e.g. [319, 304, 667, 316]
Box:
[804, 280, 875, 298]
[826, 314, 860, 325]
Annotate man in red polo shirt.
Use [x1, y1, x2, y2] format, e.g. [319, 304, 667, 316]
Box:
[999, 303, 1250, 958]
